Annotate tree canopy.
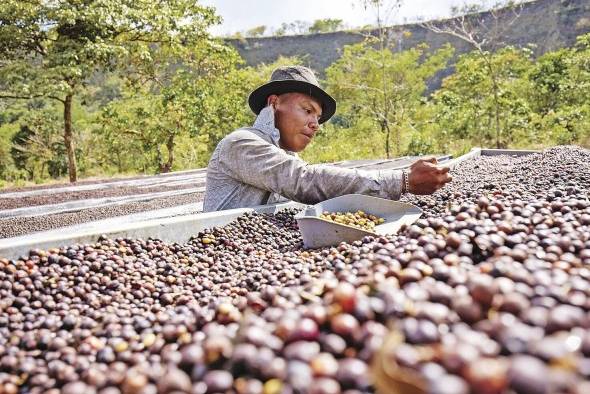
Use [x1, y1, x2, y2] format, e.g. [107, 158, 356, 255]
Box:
[0, 0, 223, 181]
[1, 2, 589, 187]
[309, 19, 344, 34]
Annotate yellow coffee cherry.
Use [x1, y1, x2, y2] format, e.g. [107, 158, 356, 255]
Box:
[320, 210, 385, 232]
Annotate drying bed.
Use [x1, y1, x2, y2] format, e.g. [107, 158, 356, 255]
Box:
[0, 146, 589, 393]
[0, 156, 449, 240]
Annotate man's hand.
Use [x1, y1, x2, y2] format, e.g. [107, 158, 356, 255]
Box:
[407, 157, 452, 195]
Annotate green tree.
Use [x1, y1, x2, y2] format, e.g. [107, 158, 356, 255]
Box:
[274, 20, 311, 36]
[0, 0, 220, 182]
[433, 47, 534, 149]
[326, 42, 453, 158]
[172, 55, 304, 159]
[0, 101, 27, 184]
[527, 33, 590, 145]
[98, 45, 246, 173]
[422, 1, 524, 148]
[99, 55, 303, 173]
[10, 108, 68, 181]
[308, 19, 344, 34]
[10, 125, 35, 178]
[245, 25, 267, 37]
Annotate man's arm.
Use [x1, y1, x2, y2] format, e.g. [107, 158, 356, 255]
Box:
[218, 130, 403, 204]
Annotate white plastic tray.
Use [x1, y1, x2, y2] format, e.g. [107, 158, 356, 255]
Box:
[294, 194, 422, 249]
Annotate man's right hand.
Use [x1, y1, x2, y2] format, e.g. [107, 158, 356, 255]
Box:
[407, 157, 452, 195]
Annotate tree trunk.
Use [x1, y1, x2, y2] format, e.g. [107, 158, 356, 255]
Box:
[156, 146, 163, 172]
[159, 134, 175, 173]
[492, 79, 501, 149]
[383, 121, 391, 159]
[395, 110, 404, 157]
[63, 94, 78, 182]
[165, 134, 174, 173]
[482, 56, 502, 149]
[116, 150, 122, 173]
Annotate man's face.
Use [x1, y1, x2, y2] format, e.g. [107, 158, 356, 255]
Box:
[268, 92, 322, 152]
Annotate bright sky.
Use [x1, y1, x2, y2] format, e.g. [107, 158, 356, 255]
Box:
[200, 0, 525, 36]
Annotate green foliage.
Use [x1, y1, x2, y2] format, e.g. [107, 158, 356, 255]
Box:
[274, 21, 312, 36]
[326, 41, 453, 158]
[302, 121, 384, 163]
[526, 33, 590, 146]
[96, 56, 300, 173]
[9, 106, 69, 181]
[0, 122, 20, 183]
[0, 0, 220, 97]
[0, 0, 223, 181]
[245, 26, 267, 37]
[433, 47, 535, 149]
[1, 5, 590, 187]
[309, 19, 344, 34]
[405, 133, 435, 156]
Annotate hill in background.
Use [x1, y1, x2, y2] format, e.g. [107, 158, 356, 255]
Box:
[227, 0, 590, 80]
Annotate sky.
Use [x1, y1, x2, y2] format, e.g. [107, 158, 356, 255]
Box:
[200, 0, 521, 36]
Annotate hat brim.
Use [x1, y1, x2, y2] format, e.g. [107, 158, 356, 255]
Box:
[248, 80, 336, 124]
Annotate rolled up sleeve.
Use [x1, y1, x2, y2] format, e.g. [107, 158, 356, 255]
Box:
[218, 130, 403, 204]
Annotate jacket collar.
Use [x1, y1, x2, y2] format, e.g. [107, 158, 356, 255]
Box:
[252, 106, 281, 147]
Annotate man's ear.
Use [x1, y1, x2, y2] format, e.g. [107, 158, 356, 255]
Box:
[267, 94, 279, 109]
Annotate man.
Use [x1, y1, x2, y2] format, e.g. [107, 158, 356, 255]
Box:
[203, 65, 451, 212]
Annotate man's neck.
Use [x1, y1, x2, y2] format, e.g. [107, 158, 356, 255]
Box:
[253, 106, 281, 147]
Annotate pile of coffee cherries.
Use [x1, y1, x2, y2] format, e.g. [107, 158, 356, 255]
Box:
[0, 146, 588, 393]
[319, 211, 385, 232]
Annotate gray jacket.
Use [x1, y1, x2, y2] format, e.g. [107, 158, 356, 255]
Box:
[203, 106, 404, 212]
